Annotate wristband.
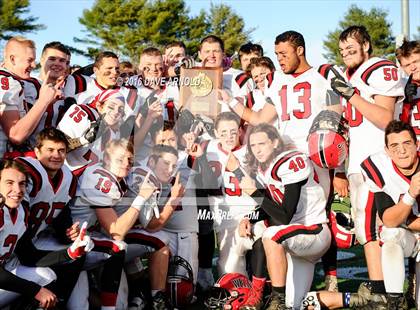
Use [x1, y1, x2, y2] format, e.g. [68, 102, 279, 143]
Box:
[131, 195, 146, 211]
[228, 98, 239, 109]
[402, 191, 416, 206]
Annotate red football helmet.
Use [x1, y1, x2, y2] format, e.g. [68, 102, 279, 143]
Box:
[166, 256, 195, 308]
[205, 273, 251, 310]
[329, 210, 357, 249]
[308, 110, 348, 169]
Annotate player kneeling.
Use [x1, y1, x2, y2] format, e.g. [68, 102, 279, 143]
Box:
[236, 124, 331, 309]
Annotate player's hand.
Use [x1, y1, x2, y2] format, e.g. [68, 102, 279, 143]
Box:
[147, 99, 163, 120]
[67, 222, 94, 259]
[35, 287, 57, 309]
[330, 67, 355, 101]
[138, 171, 158, 201]
[80, 114, 105, 145]
[174, 57, 195, 75]
[409, 171, 420, 198]
[333, 172, 349, 197]
[184, 133, 203, 157]
[239, 218, 252, 237]
[239, 172, 257, 195]
[405, 74, 418, 103]
[169, 172, 185, 207]
[39, 71, 65, 104]
[66, 221, 80, 241]
[218, 89, 233, 103]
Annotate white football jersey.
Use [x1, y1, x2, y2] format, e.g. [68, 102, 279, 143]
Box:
[22, 77, 68, 146]
[265, 65, 341, 153]
[399, 74, 420, 140]
[256, 150, 328, 226]
[57, 103, 121, 175]
[0, 69, 26, 156]
[72, 164, 128, 230]
[0, 204, 27, 265]
[342, 57, 405, 175]
[204, 139, 257, 230]
[223, 68, 255, 97]
[162, 151, 198, 233]
[15, 157, 77, 240]
[361, 150, 419, 217]
[64, 74, 140, 121]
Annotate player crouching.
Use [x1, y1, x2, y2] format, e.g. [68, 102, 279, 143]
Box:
[237, 124, 331, 309]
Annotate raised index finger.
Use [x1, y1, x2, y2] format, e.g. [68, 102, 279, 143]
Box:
[42, 71, 51, 85]
[330, 67, 343, 80]
[79, 221, 88, 240]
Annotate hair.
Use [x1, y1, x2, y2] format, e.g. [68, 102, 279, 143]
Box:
[214, 112, 241, 130]
[6, 36, 35, 50]
[94, 51, 119, 68]
[41, 41, 71, 57]
[275, 31, 305, 55]
[339, 25, 373, 55]
[239, 42, 264, 60]
[35, 128, 69, 150]
[148, 144, 178, 164]
[199, 35, 224, 52]
[245, 123, 284, 174]
[0, 159, 28, 181]
[150, 121, 176, 144]
[247, 56, 276, 73]
[141, 47, 162, 58]
[104, 139, 134, 162]
[396, 40, 420, 62]
[385, 120, 417, 146]
[120, 61, 134, 70]
[165, 41, 187, 52]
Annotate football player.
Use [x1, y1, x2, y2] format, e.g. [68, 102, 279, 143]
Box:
[57, 89, 126, 175]
[238, 42, 263, 72]
[201, 112, 258, 277]
[237, 123, 330, 310]
[222, 31, 348, 290]
[397, 40, 420, 138]
[0, 159, 92, 308]
[13, 128, 85, 307]
[198, 35, 255, 98]
[0, 37, 64, 158]
[330, 26, 405, 302]
[164, 41, 187, 77]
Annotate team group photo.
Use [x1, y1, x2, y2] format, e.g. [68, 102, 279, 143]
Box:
[0, 0, 419, 309]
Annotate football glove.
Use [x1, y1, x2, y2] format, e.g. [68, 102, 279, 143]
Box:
[67, 222, 94, 259]
[330, 67, 355, 101]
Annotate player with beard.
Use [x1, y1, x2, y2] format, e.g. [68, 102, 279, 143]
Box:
[0, 37, 64, 158]
[329, 26, 405, 303]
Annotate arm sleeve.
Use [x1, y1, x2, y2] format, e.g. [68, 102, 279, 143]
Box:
[250, 179, 306, 225]
[14, 231, 73, 267]
[0, 265, 41, 297]
[374, 191, 396, 220]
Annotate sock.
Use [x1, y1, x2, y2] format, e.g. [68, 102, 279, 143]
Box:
[342, 292, 351, 307]
[370, 280, 386, 294]
[388, 292, 403, 297]
[252, 276, 266, 290]
[272, 286, 285, 294]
